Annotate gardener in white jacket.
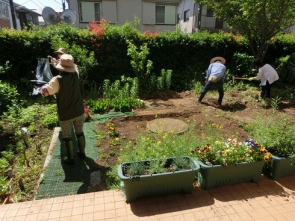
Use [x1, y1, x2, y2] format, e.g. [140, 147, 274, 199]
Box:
[249, 59, 279, 100]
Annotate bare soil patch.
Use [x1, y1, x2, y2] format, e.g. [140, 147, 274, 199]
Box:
[94, 89, 295, 190]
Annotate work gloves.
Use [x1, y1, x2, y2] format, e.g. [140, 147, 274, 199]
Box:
[248, 77, 255, 81]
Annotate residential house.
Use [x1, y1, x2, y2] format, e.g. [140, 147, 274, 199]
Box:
[177, 0, 230, 33]
[0, 0, 40, 30]
[14, 4, 40, 29]
[66, 0, 181, 32]
[178, 0, 295, 34]
[0, 0, 10, 28]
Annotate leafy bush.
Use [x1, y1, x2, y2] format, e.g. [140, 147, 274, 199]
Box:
[244, 113, 295, 157]
[0, 80, 19, 114]
[0, 176, 10, 195]
[87, 98, 145, 113]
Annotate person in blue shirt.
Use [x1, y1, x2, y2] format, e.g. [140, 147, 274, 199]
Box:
[197, 57, 226, 107]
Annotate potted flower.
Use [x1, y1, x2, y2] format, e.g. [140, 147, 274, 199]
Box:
[117, 156, 199, 202]
[245, 114, 295, 180]
[191, 138, 271, 189]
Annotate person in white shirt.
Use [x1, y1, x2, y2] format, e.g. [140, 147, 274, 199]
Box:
[248, 59, 279, 99]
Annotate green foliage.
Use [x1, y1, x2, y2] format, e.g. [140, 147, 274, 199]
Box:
[87, 98, 144, 113]
[2, 20, 295, 96]
[198, 0, 295, 60]
[0, 80, 19, 114]
[105, 165, 121, 189]
[171, 157, 192, 170]
[40, 104, 58, 128]
[50, 36, 98, 97]
[12, 103, 58, 129]
[123, 161, 146, 176]
[103, 76, 139, 99]
[0, 158, 10, 176]
[0, 176, 10, 195]
[127, 39, 153, 94]
[270, 96, 282, 111]
[1, 149, 15, 163]
[244, 113, 295, 157]
[86, 83, 101, 100]
[192, 138, 270, 166]
[0, 61, 12, 75]
[228, 53, 256, 78]
[148, 160, 166, 174]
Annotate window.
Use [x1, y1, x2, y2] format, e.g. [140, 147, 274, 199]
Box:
[156, 5, 176, 24]
[0, 2, 9, 19]
[206, 9, 214, 17]
[184, 10, 189, 22]
[79, 1, 102, 22]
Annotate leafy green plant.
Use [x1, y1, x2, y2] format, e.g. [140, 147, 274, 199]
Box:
[171, 157, 192, 170]
[0, 158, 10, 176]
[126, 40, 153, 94]
[148, 160, 166, 174]
[0, 80, 19, 114]
[86, 97, 144, 114]
[270, 96, 282, 110]
[245, 113, 295, 157]
[87, 83, 101, 100]
[1, 150, 15, 163]
[103, 76, 139, 100]
[0, 176, 10, 195]
[123, 161, 146, 176]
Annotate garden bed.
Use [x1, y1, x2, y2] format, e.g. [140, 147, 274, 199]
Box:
[94, 89, 295, 190]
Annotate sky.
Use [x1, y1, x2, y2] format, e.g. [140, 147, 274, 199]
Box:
[13, 0, 68, 11]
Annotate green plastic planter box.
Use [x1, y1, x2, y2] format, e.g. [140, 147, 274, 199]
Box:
[197, 160, 265, 190]
[117, 156, 199, 202]
[263, 155, 295, 180]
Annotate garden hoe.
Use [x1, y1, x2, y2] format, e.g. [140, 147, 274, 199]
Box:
[232, 76, 250, 84]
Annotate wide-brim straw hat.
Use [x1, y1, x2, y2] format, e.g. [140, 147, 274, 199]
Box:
[55, 54, 77, 73]
[210, 56, 226, 64]
[54, 48, 66, 55]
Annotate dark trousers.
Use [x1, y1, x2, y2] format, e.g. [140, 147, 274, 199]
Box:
[260, 80, 271, 98]
[199, 80, 224, 104]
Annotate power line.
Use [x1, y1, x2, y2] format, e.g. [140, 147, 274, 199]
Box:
[36, 0, 46, 7]
[54, 0, 61, 5]
[30, 0, 42, 8]
[16, 0, 31, 6]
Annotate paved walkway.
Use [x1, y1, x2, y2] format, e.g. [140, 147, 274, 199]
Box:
[0, 174, 295, 221]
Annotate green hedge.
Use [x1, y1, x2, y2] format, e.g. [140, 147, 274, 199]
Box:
[1, 23, 295, 95]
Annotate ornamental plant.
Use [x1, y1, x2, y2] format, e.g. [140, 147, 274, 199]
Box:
[191, 138, 271, 166]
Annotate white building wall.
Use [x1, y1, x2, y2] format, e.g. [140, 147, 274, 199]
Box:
[67, 0, 178, 32]
[102, 1, 117, 23]
[143, 1, 155, 25]
[177, 0, 195, 33]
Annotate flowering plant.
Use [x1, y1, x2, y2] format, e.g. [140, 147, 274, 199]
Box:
[191, 138, 271, 166]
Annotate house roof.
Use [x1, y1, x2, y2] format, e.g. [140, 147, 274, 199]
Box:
[14, 3, 41, 16]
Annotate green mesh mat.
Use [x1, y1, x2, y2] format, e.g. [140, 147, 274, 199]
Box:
[92, 111, 135, 123]
[35, 121, 99, 200]
[35, 112, 135, 199]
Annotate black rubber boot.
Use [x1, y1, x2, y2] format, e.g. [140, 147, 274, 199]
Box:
[198, 93, 205, 103]
[76, 133, 86, 159]
[63, 139, 75, 165]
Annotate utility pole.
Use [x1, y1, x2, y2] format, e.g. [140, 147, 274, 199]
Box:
[9, 0, 17, 29]
[62, 0, 66, 11]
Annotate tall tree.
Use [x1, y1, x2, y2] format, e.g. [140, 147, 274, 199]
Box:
[198, 0, 295, 61]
